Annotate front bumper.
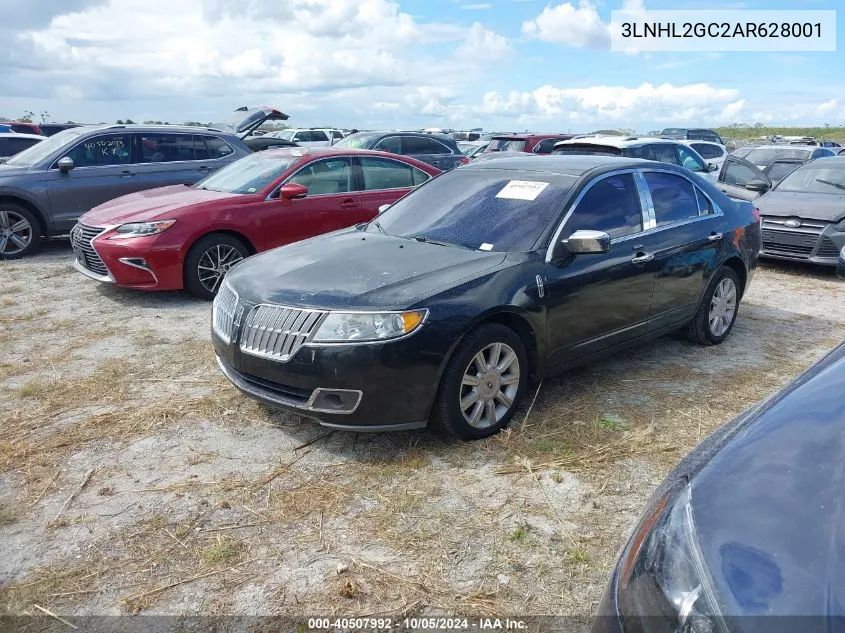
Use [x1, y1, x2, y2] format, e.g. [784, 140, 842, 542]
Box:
[760, 219, 845, 266]
[213, 327, 446, 431]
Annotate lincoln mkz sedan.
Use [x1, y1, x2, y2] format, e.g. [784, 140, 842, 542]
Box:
[212, 155, 761, 439]
[594, 341, 845, 633]
[71, 148, 439, 298]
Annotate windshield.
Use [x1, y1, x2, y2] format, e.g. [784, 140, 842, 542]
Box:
[777, 163, 845, 193]
[331, 133, 377, 150]
[195, 153, 297, 194]
[372, 168, 574, 252]
[745, 147, 810, 167]
[458, 142, 480, 155]
[766, 162, 801, 182]
[661, 128, 686, 139]
[268, 130, 295, 141]
[4, 128, 87, 166]
[486, 139, 527, 152]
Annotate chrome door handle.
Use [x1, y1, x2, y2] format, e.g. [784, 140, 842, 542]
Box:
[707, 232, 723, 242]
[631, 252, 654, 264]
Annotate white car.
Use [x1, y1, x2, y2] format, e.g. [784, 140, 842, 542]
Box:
[683, 140, 728, 169]
[0, 132, 46, 162]
[264, 128, 344, 147]
[553, 136, 719, 182]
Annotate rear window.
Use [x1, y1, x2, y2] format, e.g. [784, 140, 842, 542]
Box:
[332, 133, 378, 150]
[552, 143, 622, 156]
[745, 147, 811, 167]
[487, 138, 527, 152]
[373, 168, 574, 252]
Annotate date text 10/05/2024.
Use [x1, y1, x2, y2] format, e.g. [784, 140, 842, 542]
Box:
[305, 617, 528, 630]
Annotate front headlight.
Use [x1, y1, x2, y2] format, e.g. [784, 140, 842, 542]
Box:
[616, 484, 728, 633]
[311, 310, 427, 343]
[110, 220, 176, 238]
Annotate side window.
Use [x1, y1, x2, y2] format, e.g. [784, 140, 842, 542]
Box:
[676, 145, 706, 172]
[649, 144, 680, 165]
[293, 132, 309, 142]
[287, 158, 352, 195]
[695, 188, 714, 216]
[63, 134, 132, 167]
[721, 159, 762, 186]
[374, 136, 401, 154]
[644, 172, 701, 226]
[813, 148, 835, 159]
[139, 134, 196, 162]
[565, 173, 643, 240]
[312, 131, 329, 143]
[691, 143, 718, 160]
[533, 138, 558, 154]
[359, 157, 415, 190]
[0, 139, 9, 155]
[331, 131, 344, 141]
[203, 136, 234, 159]
[627, 145, 656, 161]
[402, 136, 450, 155]
[412, 166, 431, 185]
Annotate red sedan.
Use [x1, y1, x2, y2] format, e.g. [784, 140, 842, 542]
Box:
[71, 148, 440, 298]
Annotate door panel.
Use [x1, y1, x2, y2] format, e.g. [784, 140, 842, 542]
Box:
[544, 172, 655, 368]
[45, 132, 138, 230]
[136, 133, 222, 189]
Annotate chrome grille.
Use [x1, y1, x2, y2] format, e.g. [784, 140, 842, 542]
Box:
[239, 305, 325, 362]
[71, 223, 108, 276]
[761, 216, 828, 259]
[212, 282, 239, 344]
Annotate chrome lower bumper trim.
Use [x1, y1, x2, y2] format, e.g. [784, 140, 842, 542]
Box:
[316, 419, 428, 432]
[73, 258, 114, 283]
[118, 257, 159, 284]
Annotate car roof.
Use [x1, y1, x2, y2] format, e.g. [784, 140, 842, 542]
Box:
[256, 146, 438, 164]
[463, 153, 657, 176]
[745, 145, 814, 151]
[78, 124, 237, 136]
[0, 132, 46, 140]
[491, 133, 569, 140]
[683, 140, 723, 146]
[356, 130, 455, 141]
[554, 136, 681, 148]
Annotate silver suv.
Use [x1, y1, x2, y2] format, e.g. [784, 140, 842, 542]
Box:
[0, 106, 288, 258]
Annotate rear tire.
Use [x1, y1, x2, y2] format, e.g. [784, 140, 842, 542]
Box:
[433, 323, 528, 441]
[0, 204, 41, 259]
[184, 234, 250, 299]
[686, 266, 741, 346]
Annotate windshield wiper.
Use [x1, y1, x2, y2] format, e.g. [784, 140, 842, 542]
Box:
[412, 235, 466, 249]
[371, 219, 386, 235]
[814, 178, 845, 191]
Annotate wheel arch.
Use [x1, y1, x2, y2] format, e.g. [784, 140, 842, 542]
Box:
[0, 195, 48, 237]
[720, 255, 748, 298]
[184, 229, 258, 259]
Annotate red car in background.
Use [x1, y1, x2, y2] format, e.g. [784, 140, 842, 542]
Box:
[71, 148, 440, 298]
[0, 121, 43, 135]
[484, 133, 580, 155]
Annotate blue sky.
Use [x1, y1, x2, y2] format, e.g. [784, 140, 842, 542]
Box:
[0, 0, 842, 131]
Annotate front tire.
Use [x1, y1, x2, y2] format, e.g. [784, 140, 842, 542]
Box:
[687, 266, 741, 346]
[0, 204, 41, 259]
[434, 323, 528, 440]
[184, 234, 250, 299]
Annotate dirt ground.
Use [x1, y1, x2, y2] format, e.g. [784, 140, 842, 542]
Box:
[2, 240, 844, 625]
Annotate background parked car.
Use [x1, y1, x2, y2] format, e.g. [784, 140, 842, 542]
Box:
[39, 123, 82, 136]
[553, 136, 719, 181]
[0, 133, 45, 162]
[458, 141, 488, 158]
[264, 128, 343, 146]
[71, 148, 440, 298]
[483, 133, 579, 155]
[594, 341, 845, 633]
[741, 144, 836, 170]
[660, 127, 725, 145]
[683, 140, 728, 168]
[242, 137, 299, 152]
[213, 154, 760, 439]
[716, 156, 845, 266]
[332, 131, 468, 170]
[0, 121, 43, 135]
[0, 106, 287, 258]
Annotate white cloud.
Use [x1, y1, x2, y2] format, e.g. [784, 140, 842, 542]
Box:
[458, 22, 512, 59]
[521, 1, 608, 47]
[817, 99, 837, 114]
[719, 99, 746, 120]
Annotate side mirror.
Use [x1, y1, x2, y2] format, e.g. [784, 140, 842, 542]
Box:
[278, 183, 308, 200]
[378, 204, 391, 214]
[745, 179, 770, 192]
[708, 163, 720, 172]
[563, 229, 611, 255]
[57, 156, 74, 172]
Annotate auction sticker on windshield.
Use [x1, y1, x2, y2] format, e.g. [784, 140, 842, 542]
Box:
[496, 180, 549, 201]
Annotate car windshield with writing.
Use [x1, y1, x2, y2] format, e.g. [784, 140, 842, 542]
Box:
[195, 153, 296, 194]
[776, 162, 845, 194]
[371, 168, 575, 251]
[3, 128, 86, 166]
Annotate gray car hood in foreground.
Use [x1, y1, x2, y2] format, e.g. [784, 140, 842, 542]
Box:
[756, 190, 845, 222]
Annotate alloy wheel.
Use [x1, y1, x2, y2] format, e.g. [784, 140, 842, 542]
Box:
[197, 244, 244, 294]
[708, 277, 737, 337]
[459, 342, 521, 429]
[0, 210, 33, 257]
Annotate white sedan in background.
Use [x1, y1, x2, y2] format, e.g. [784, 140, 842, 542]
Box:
[683, 140, 728, 169]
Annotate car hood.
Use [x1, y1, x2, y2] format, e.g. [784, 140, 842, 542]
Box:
[80, 185, 239, 226]
[690, 343, 845, 626]
[226, 229, 508, 309]
[756, 190, 845, 222]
